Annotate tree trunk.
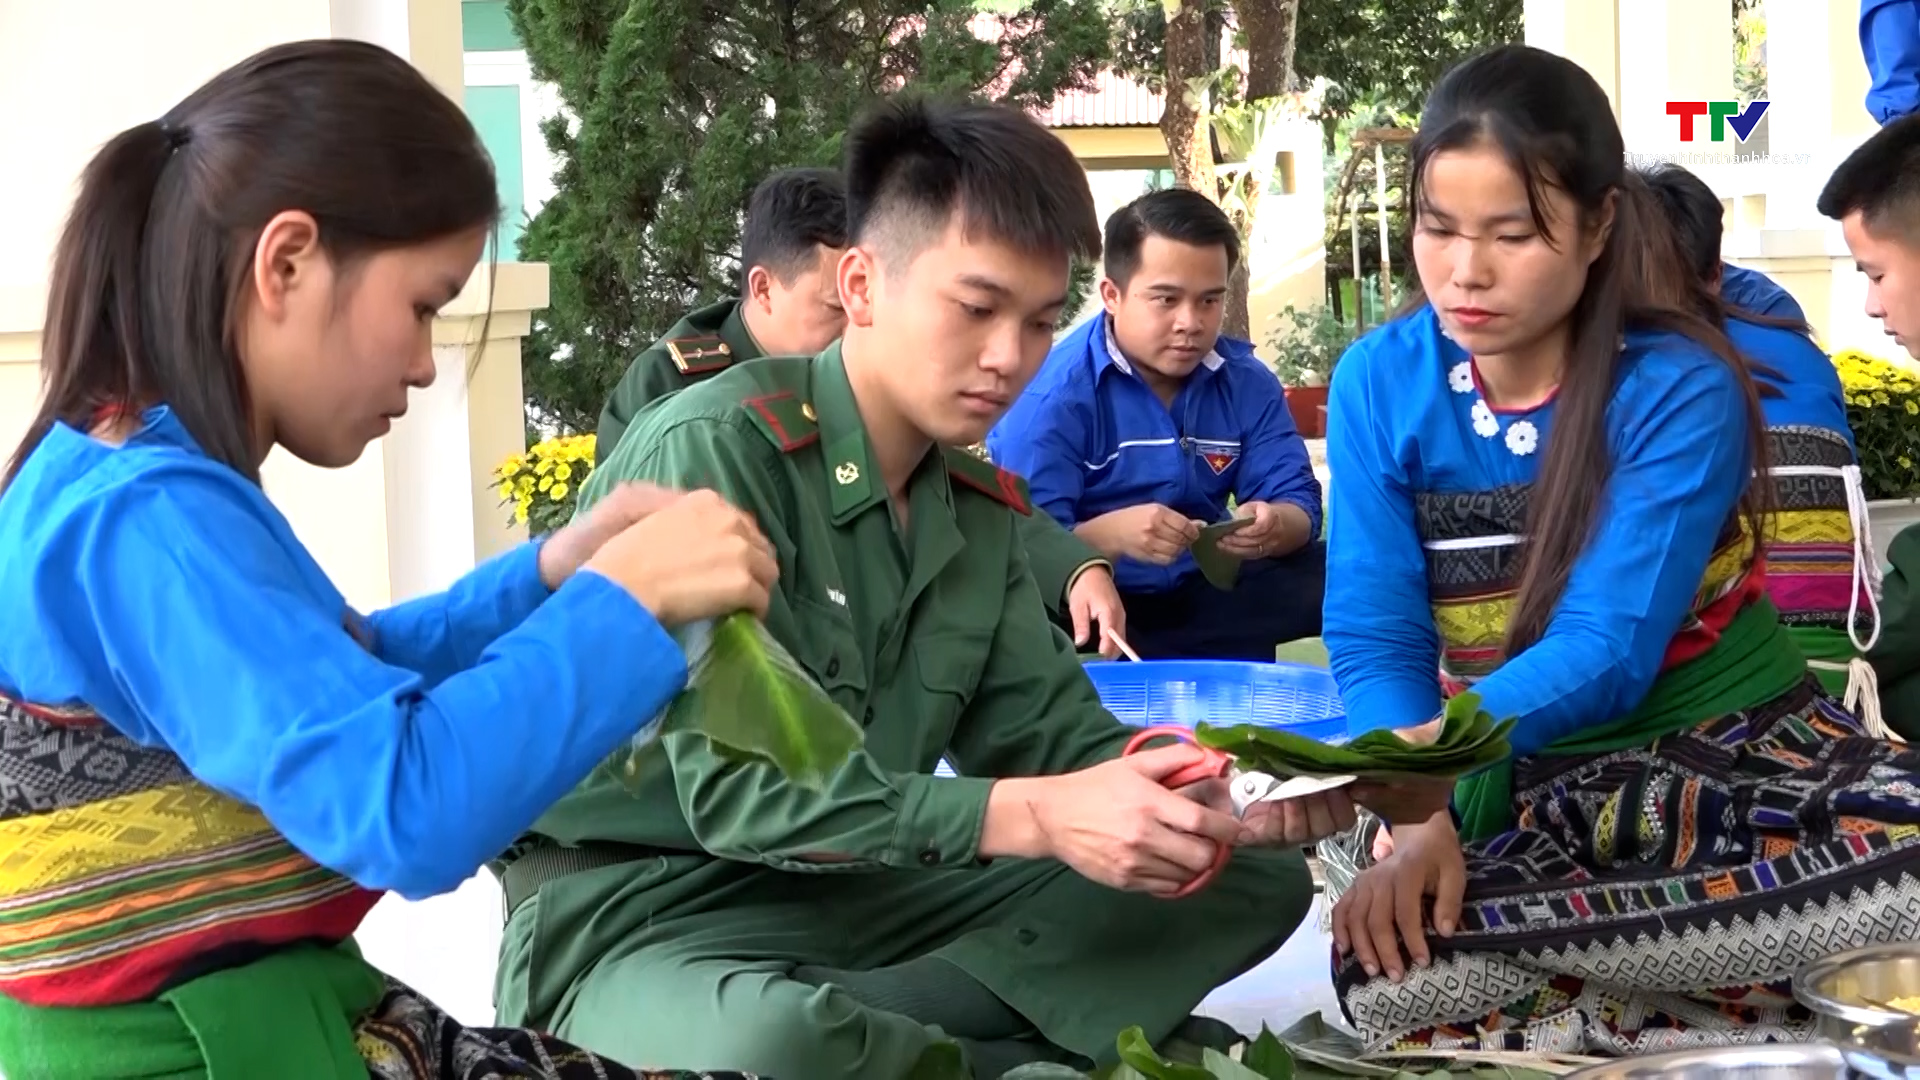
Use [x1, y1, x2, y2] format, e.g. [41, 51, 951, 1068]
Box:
[1218, 0, 1299, 342]
[1158, 0, 1215, 195]
[1236, 0, 1298, 101]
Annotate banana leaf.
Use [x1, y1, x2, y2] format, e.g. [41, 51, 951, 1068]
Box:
[1001, 1019, 1566, 1080]
[1192, 692, 1515, 781]
[1192, 518, 1254, 591]
[604, 612, 864, 790]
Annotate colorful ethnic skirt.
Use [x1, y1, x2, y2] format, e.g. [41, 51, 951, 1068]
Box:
[358, 981, 759, 1080]
[1333, 678, 1920, 1055]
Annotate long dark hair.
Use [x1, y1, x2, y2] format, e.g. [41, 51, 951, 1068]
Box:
[1404, 45, 1772, 655]
[6, 39, 500, 488]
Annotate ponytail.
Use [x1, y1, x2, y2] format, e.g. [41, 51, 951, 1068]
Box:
[5, 121, 183, 487]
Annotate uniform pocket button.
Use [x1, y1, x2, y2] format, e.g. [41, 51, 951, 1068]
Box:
[826, 656, 841, 678]
[918, 848, 940, 867]
[1014, 928, 1037, 945]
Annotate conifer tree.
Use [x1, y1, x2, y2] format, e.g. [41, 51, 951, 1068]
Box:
[510, 0, 1112, 433]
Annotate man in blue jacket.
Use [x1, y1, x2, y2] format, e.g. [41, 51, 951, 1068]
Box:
[988, 188, 1324, 661]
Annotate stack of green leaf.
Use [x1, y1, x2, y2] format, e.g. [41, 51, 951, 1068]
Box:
[606, 612, 864, 790]
[998, 1015, 1570, 1079]
[1192, 692, 1515, 781]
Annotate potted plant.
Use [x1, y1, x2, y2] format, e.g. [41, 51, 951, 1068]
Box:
[1267, 303, 1360, 438]
[494, 432, 597, 536]
[1834, 349, 1920, 560]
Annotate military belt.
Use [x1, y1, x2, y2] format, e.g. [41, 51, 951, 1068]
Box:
[493, 841, 651, 918]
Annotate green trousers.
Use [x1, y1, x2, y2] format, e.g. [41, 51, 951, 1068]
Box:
[495, 847, 1311, 1078]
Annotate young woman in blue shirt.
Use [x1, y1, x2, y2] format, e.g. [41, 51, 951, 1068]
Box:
[0, 40, 776, 1080]
[1323, 43, 1920, 1056]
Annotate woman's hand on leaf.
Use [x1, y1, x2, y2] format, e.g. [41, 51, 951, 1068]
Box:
[583, 489, 778, 626]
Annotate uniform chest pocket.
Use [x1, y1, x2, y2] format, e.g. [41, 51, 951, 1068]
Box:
[911, 629, 995, 739]
[787, 597, 868, 715]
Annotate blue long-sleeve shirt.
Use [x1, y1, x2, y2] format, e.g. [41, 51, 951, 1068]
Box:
[1324, 307, 1751, 757]
[1863, 0, 1920, 124]
[0, 407, 689, 900]
[1734, 316, 1857, 451]
[988, 312, 1323, 593]
[1721, 263, 1808, 323]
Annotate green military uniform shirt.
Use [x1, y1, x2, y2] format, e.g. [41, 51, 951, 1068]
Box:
[591, 296, 1110, 621]
[1869, 524, 1920, 739]
[493, 344, 1309, 1078]
[595, 299, 757, 468]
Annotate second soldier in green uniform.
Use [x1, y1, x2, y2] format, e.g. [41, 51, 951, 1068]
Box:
[594, 166, 1128, 657]
[491, 97, 1432, 1079]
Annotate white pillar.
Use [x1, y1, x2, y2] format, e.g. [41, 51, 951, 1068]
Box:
[1717, 0, 1894, 360]
[1621, 0, 1736, 160]
[1525, 0, 1622, 119]
[1761, 0, 1877, 231]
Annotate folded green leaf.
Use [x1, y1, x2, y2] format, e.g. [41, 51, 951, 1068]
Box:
[1191, 519, 1250, 591]
[1193, 692, 1514, 780]
[1240, 1028, 1298, 1078]
[604, 612, 864, 790]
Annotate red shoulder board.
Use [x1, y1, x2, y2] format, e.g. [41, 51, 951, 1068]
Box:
[943, 446, 1032, 515]
[741, 390, 820, 453]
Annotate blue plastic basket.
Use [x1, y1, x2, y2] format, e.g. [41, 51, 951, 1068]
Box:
[1083, 659, 1348, 743]
[933, 659, 1346, 776]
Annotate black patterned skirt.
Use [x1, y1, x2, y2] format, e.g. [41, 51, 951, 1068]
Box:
[1333, 678, 1920, 1055]
[356, 980, 760, 1080]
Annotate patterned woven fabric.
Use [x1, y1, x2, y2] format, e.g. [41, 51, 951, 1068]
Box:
[358, 979, 759, 1080]
[0, 693, 378, 1006]
[1416, 484, 1757, 681]
[1762, 426, 1872, 637]
[1335, 679, 1920, 1054]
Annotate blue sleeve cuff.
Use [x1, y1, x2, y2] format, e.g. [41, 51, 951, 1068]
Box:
[502, 538, 555, 613]
[527, 569, 688, 741]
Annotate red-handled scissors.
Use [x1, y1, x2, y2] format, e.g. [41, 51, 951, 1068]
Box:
[1122, 724, 1356, 898]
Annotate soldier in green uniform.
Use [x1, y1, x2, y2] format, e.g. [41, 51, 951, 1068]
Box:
[595, 167, 850, 464]
[491, 95, 1394, 1080]
[594, 166, 1128, 657]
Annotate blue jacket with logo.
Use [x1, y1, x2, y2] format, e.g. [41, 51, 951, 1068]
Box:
[987, 312, 1323, 594]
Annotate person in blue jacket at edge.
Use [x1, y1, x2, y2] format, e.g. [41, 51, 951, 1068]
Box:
[1722, 261, 1809, 323]
[1637, 161, 1878, 701]
[987, 188, 1326, 661]
[1864, 0, 1920, 125]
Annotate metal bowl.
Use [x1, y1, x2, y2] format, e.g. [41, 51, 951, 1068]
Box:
[1794, 942, 1920, 1078]
[1564, 1043, 1850, 1079]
